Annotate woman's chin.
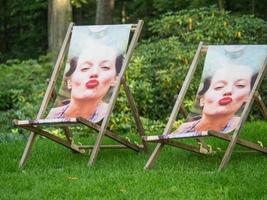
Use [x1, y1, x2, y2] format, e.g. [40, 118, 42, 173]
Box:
[205, 110, 235, 117]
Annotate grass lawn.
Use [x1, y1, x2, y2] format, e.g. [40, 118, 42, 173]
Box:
[0, 120, 266, 200]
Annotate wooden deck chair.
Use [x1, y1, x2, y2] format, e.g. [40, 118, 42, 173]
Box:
[14, 20, 149, 168]
[144, 42, 267, 171]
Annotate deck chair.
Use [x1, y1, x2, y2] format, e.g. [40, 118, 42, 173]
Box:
[14, 20, 149, 168]
[144, 42, 267, 171]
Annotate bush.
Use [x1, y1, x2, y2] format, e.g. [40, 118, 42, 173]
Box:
[148, 7, 267, 44]
[0, 56, 52, 134]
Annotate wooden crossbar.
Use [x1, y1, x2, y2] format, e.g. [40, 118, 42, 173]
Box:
[149, 139, 205, 154]
[77, 117, 142, 152]
[79, 144, 144, 150]
[20, 125, 84, 153]
[14, 117, 142, 153]
[209, 132, 267, 153]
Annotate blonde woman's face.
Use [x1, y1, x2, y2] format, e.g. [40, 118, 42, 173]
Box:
[68, 44, 117, 101]
[200, 65, 253, 117]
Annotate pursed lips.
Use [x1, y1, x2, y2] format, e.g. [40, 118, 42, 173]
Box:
[218, 97, 233, 105]
[85, 79, 99, 89]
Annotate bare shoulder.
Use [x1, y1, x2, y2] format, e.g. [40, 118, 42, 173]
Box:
[93, 102, 109, 123]
[228, 116, 241, 132]
[231, 116, 241, 125]
[98, 102, 109, 111]
[173, 121, 197, 134]
[46, 105, 67, 119]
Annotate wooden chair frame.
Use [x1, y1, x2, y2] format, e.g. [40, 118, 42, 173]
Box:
[144, 42, 267, 171]
[15, 20, 149, 168]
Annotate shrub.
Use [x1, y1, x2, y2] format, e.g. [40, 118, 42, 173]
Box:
[0, 56, 52, 134]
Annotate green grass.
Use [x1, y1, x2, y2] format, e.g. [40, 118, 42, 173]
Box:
[0, 121, 266, 200]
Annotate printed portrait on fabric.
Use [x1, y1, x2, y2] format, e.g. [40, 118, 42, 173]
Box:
[168, 45, 267, 139]
[46, 25, 131, 123]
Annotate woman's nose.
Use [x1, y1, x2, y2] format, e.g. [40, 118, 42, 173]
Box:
[223, 86, 232, 96]
[223, 91, 232, 96]
[89, 66, 99, 78]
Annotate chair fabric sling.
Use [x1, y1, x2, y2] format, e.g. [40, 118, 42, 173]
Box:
[144, 43, 267, 170]
[14, 20, 148, 168]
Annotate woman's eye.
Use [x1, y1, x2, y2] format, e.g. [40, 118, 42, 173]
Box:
[81, 67, 90, 72]
[214, 85, 224, 91]
[101, 66, 111, 71]
[236, 84, 245, 88]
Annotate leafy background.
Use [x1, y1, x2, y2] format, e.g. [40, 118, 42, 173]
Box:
[0, 5, 267, 140]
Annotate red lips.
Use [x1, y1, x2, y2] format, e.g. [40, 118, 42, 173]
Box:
[219, 97, 232, 105]
[85, 79, 99, 88]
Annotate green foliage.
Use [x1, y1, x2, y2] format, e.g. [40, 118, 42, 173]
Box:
[0, 55, 52, 134]
[2, 0, 267, 63]
[1, 6, 267, 139]
[0, 0, 47, 62]
[152, 0, 213, 14]
[71, 0, 89, 8]
[127, 38, 198, 120]
[149, 7, 267, 44]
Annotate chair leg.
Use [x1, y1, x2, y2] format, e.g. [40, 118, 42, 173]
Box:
[144, 143, 164, 170]
[254, 92, 267, 120]
[19, 132, 37, 168]
[62, 127, 73, 144]
[88, 130, 105, 166]
[122, 79, 149, 153]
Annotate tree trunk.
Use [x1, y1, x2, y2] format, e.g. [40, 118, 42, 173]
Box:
[0, 0, 8, 54]
[218, 0, 225, 12]
[73, 7, 83, 25]
[121, 0, 126, 23]
[48, 0, 72, 55]
[251, 0, 255, 15]
[95, 0, 115, 25]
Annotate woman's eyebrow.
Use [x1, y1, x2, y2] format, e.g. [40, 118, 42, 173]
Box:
[99, 60, 112, 65]
[213, 80, 226, 85]
[80, 61, 93, 66]
[235, 79, 248, 82]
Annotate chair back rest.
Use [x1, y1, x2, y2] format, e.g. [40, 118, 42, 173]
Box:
[174, 45, 267, 135]
[46, 25, 132, 122]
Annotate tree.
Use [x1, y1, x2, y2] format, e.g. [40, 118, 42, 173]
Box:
[218, 0, 225, 11]
[95, 0, 115, 24]
[48, 0, 72, 55]
[0, 0, 47, 62]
